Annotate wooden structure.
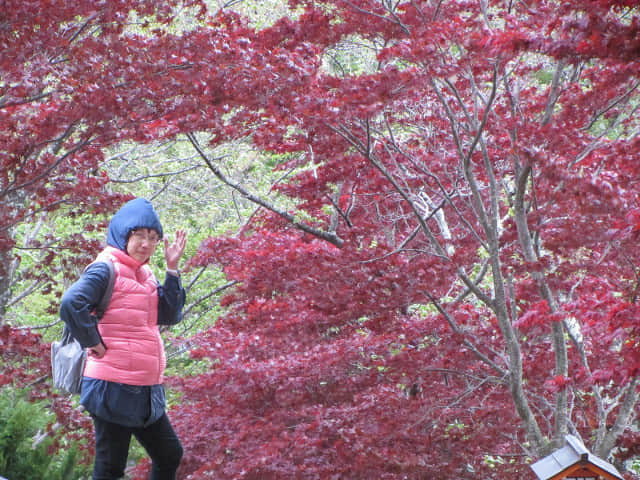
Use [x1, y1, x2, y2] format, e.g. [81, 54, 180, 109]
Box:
[530, 435, 624, 480]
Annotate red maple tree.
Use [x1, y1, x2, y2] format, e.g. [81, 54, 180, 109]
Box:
[172, 1, 640, 478]
[3, 1, 640, 479]
[0, 0, 211, 317]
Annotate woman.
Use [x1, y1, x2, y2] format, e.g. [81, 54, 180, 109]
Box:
[60, 198, 187, 480]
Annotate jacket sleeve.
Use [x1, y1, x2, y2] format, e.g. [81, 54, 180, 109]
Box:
[157, 273, 186, 326]
[59, 262, 111, 348]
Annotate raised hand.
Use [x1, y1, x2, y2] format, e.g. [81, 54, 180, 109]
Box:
[164, 229, 187, 271]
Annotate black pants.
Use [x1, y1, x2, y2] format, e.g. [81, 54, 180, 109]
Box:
[92, 413, 183, 480]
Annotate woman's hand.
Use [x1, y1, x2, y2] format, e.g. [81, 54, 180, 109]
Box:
[89, 342, 107, 358]
[164, 229, 187, 271]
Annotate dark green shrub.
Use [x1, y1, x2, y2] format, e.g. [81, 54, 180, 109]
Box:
[0, 390, 91, 480]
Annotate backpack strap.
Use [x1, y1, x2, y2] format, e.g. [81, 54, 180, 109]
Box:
[93, 259, 115, 320]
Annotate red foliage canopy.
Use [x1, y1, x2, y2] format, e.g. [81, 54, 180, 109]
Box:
[175, 1, 640, 478]
[4, 1, 640, 479]
[0, 0, 210, 295]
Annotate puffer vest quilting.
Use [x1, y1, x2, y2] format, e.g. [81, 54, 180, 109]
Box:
[83, 246, 165, 386]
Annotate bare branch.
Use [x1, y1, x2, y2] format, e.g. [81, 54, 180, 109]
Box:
[110, 165, 204, 183]
[541, 59, 567, 126]
[187, 132, 344, 248]
[425, 291, 507, 377]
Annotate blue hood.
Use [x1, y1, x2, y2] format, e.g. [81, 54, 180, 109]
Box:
[107, 198, 163, 252]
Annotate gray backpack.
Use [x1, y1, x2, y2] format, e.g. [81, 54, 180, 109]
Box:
[51, 260, 115, 395]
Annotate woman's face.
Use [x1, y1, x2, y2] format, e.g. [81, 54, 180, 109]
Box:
[126, 228, 160, 263]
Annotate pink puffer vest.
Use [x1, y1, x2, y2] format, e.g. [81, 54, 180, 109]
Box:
[83, 246, 166, 386]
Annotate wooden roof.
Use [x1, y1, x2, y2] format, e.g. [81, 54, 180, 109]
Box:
[530, 435, 624, 480]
